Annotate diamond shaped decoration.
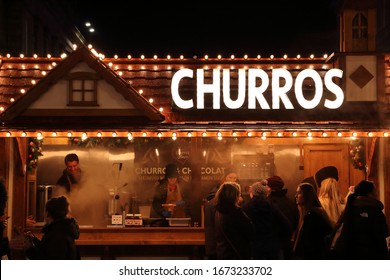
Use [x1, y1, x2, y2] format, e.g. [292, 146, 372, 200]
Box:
[349, 65, 374, 89]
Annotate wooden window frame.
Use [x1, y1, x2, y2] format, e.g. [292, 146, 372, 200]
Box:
[352, 12, 368, 40]
[66, 72, 100, 106]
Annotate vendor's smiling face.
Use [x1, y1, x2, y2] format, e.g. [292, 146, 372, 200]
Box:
[66, 161, 79, 175]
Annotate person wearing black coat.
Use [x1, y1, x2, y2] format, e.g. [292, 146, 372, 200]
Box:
[267, 176, 299, 259]
[330, 180, 389, 260]
[1, 176, 11, 260]
[242, 180, 292, 259]
[204, 168, 239, 259]
[214, 182, 254, 259]
[25, 196, 80, 260]
[293, 183, 333, 260]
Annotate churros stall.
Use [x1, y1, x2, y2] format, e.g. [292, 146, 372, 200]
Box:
[1, 40, 390, 258]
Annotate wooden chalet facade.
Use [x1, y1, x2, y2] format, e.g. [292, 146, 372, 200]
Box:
[0, 0, 389, 259]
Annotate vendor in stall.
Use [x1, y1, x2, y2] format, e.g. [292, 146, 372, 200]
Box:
[151, 163, 189, 220]
[55, 153, 82, 196]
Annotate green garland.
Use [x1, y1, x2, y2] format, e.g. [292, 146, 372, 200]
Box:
[28, 138, 43, 171]
[349, 139, 365, 170]
[69, 137, 133, 148]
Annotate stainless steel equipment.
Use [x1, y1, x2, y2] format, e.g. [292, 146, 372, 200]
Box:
[36, 185, 54, 223]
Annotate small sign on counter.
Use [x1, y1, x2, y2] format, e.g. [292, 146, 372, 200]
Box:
[125, 214, 143, 226]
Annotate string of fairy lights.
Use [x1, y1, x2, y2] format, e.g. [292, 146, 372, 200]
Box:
[1, 45, 389, 139]
[1, 130, 389, 140]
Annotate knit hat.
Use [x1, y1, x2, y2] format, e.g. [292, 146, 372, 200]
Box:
[250, 180, 269, 197]
[315, 166, 338, 187]
[165, 163, 179, 178]
[267, 176, 284, 191]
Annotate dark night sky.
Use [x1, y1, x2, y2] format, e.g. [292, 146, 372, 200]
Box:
[72, 0, 340, 58]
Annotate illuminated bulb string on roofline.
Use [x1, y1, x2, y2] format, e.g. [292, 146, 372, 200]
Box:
[1, 131, 389, 138]
[1, 46, 387, 138]
[1, 43, 330, 60]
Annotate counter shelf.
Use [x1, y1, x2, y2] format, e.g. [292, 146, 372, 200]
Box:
[27, 226, 205, 246]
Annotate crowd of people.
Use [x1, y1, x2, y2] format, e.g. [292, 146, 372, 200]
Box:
[204, 166, 390, 260]
[2, 156, 389, 260]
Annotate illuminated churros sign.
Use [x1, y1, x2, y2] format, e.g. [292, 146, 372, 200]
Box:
[171, 68, 344, 110]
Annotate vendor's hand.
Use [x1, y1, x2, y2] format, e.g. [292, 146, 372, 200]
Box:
[175, 200, 185, 207]
[162, 210, 172, 218]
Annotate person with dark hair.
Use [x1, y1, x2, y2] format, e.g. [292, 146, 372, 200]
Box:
[56, 153, 82, 195]
[25, 196, 80, 260]
[214, 182, 254, 259]
[1, 176, 11, 260]
[151, 163, 189, 220]
[293, 183, 333, 259]
[330, 180, 389, 259]
[242, 180, 292, 259]
[204, 167, 239, 259]
[267, 175, 299, 259]
[301, 176, 318, 193]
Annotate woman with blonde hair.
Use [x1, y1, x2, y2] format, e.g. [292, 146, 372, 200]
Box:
[318, 178, 345, 226]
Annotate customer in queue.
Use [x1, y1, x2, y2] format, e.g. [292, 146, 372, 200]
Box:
[1, 176, 11, 260]
[242, 180, 292, 259]
[25, 196, 80, 260]
[204, 168, 239, 259]
[318, 177, 345, 227]
[214, 182, 254, 259]
[267, 175, 299, 259]
[293, 182, 333, 259]
[329, 180, 389, 259]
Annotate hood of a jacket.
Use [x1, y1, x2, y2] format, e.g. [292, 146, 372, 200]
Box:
[353, 196, 384, 211]
[42, 217, 80, 239]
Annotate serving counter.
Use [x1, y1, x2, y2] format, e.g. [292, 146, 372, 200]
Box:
[28, 226, 206, 259]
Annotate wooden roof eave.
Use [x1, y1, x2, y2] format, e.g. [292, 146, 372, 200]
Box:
[0, 46, 165, 123]
[87, 58, 165, 122]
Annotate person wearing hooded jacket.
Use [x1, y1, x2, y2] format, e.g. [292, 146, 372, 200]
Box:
[25, 196, 80, 260]
[242, 180, 292, 259]
[329, 180, 389, 259]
